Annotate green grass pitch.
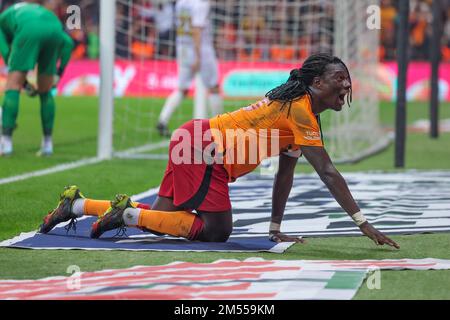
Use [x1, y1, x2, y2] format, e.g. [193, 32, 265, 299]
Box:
[0, 95, 450, 299]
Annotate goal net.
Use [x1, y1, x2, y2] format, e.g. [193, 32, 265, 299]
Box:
[103, 0, 390, 162]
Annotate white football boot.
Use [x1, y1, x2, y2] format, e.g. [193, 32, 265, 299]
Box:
[0, 135, 13, 156]
[37, 136, 53, 157]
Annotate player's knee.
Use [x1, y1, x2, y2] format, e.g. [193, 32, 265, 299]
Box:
[5, 83, 22, 91]
[39, 91, 53, 99]
[6, 71, 27, 90]
[6, 78, 25, 91]
[200, 223, 232, 242]
[205, 231, 231, 243]
[38, 88, 53, 95]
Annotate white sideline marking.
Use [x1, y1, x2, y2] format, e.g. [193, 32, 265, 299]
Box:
[131, 187, 161, 202]
[0, 141, 171, 186]
[0, 157, 103, 185]
[114, 140, 169, 158]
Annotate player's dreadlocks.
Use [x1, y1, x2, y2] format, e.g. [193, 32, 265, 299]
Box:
[265, 53, 353, 116]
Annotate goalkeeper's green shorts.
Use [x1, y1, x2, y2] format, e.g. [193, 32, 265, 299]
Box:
[8, 24, 63, 75]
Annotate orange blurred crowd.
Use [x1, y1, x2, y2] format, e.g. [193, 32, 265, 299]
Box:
[0, 0, 448, 62]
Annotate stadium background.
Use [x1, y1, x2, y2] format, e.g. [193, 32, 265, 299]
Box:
[0, 0, 449, 300]
[1, 0, 449, 101]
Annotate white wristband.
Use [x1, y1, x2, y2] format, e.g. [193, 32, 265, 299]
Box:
[269, 222, 281, 232]
[351, 211, 367, 226]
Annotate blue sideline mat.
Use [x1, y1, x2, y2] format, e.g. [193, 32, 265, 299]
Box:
[2, 171, 450, 252]
[0, 218, 291, 253]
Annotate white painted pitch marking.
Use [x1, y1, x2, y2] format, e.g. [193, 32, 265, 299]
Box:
[0, 140, 170, 186]
[0, 157, 102, 185]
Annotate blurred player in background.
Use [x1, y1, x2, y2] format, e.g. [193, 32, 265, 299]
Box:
[157, 0, 223, 137]
[0, 0, 74, 156]
[40, 53, 399, 250]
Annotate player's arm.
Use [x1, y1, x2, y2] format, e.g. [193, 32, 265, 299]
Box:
[57, 32, 74, 78]
[301, 145, 400, 249]
[0, 25, 10, 64]
[269, 152, 304, 243]
[0, 10, 12, 64]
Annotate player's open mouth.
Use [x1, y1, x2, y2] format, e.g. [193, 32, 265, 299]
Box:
[338, 93, 346, 106]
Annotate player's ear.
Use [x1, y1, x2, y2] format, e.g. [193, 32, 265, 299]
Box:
[312, 76, 322, 88]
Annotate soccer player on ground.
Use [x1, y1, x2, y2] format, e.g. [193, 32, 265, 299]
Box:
[0, 1, 74, 156]
[40, 53, 400, 249]
[156, 0, 223, 137]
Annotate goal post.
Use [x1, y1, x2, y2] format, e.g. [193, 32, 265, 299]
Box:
[329, 0, 391, 163]
[98, 0, 390, 163]
[97, 0, 115, 160]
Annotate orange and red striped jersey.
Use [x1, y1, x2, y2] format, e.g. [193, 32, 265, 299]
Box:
[209, 95, 323, 182]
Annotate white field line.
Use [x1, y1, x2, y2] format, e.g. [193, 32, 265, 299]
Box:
[0, 157, 102, 186]
[0, 141, 170, 186]
[113, 140, 170, 158]
[131, 187, 161, 202]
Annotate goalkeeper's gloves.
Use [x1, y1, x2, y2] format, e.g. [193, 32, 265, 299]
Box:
[53, 66, 66, 87]
[57, 66, 64, 78]
[52, 67, 65, 88]
[23, 80, 38, 98]
[53, 75, 60, 88]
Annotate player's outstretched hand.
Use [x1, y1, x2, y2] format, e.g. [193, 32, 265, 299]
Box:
[359, 222, 400, 249]
[269, 231, 305, 244]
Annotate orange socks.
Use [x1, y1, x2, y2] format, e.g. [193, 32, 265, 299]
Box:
[135, 209, 204, 240]
[73, 198, 203, 240]
[83, 199, 111, 216]
[81, 199, 150, 216]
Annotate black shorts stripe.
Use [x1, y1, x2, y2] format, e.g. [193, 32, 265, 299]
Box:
[180, 165, 214, 210]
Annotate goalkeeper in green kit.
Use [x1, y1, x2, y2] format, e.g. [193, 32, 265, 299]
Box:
[0, 1, 74, 156]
